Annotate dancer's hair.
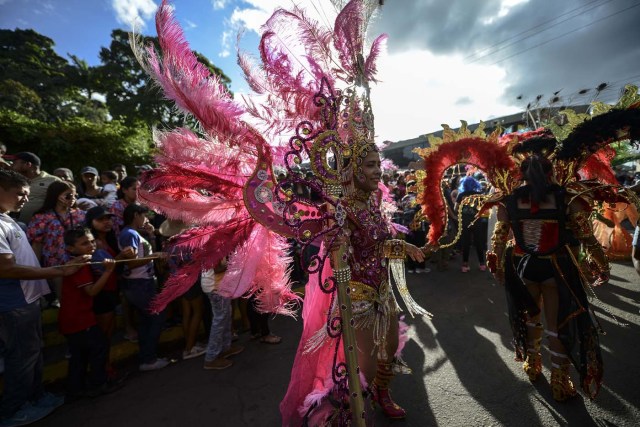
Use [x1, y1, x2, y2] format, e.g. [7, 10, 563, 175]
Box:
[520, 155, 552, 204]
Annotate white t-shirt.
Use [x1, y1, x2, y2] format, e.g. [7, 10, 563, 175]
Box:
[0, 213, 50, 309]
[102, 183, 118, 207]
[200, 269, 217, 293]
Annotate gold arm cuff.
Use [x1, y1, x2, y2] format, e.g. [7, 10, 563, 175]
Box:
[568, 211, 594, 239]
[383, 239, 406, 259]
[585, 242, 610, 274]
[491, 221, 510, 246]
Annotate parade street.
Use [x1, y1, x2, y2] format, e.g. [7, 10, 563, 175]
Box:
[37, 261, 640, 427]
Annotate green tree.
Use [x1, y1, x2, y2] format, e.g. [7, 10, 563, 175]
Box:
[0, 29, 75, 121]
[0, 109, 153, 173]
[65, 54, 109, 123]
[97, 29, 232, 128]
[0, 80, 46, 119]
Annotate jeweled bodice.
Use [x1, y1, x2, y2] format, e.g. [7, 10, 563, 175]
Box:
[345, 202, 390, 290]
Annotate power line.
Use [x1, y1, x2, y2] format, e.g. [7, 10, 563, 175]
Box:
[465, 0, 612, 61]
[468, 0, 616, 64]
[489, 2, 640, 66]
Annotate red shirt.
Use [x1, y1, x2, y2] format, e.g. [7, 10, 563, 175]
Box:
[58, 265, 96, 335]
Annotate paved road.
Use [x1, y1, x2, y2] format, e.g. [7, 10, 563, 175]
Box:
[37, 260, 640, 427]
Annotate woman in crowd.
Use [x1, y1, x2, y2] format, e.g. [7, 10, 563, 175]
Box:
[77, 166, 105, 208]
[27, 181, 86, 304]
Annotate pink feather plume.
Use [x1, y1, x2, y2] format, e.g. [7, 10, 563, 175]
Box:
[150, 216, 256, 312]
[219, 225, 299, 315]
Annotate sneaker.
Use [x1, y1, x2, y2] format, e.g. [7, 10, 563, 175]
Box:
[407, 269, 415, 274]
[203, 358, 233, 370]
[32, 392, 64, 410]
[0, 402, 54, 427]
[415, 268, 431, 274]
[461, 265, 470, 273]
[139, 358, 170, 372]
[220, 344, 244, 359]
[183, 346, 206, 360]
[479, 265, 487, 272]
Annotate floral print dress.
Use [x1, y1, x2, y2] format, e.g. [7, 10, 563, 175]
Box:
[27, 209, 86, 267]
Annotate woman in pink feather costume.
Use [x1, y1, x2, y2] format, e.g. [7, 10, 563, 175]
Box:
[133, 1, 432, 425]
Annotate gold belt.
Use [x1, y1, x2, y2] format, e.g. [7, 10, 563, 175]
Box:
[348, 281, 385, 303]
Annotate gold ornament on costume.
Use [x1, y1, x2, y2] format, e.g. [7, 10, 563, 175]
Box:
[415, 121, 501, 158]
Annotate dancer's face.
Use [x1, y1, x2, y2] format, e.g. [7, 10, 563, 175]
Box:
[355, 150, 381, 192]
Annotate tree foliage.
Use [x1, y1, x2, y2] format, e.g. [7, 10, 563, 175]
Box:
[0, 109, 153, 173]
[0, 27, 233, 173]
[0, 29, 75, 121]
[97, 29, 232, 128]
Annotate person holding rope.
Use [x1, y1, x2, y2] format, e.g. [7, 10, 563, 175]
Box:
[0, 169, 87, 426]
[117, 204, 169, 372]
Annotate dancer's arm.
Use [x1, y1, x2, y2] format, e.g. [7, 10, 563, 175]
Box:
[487, 204, 510, 285]
[568, 199, 609, 285]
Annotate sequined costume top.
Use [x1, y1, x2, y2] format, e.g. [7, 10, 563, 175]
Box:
[345, 201, 391, 291]
[505, 184, 578, 257]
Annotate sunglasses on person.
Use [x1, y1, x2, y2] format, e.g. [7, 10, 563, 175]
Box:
[64, 193, 77, 200]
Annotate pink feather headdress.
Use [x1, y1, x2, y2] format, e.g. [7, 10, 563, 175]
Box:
[132, 0, 388, 314]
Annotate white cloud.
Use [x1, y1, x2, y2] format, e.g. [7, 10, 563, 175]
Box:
[498, 0, 529, 17]
[484, 0, 529, 25]
[229, 0, 317, 33]
[211, 0, 228, 10]
[219, 1, 520, 141]
[218, 29, 232, 58]
[111, 0, 158, 29]
[371, 49, 518, 141]
[185, 19, 197, 30]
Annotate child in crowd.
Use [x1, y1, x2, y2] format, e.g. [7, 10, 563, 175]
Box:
[202, 260, 244, 370]
[118, 204, 168, 371]
[99, 171, 118, 207]
[59, 227, 122, 399]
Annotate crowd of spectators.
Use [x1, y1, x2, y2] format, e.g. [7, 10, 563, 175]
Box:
[0, 147, 269, 427]
[0, 143, 638, 427]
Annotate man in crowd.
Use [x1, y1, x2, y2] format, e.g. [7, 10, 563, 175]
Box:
[52, 168, 74, 183]
[111, 164, 127, 183]
[6, 152, 59, 224]
[0, 169, 87, 426]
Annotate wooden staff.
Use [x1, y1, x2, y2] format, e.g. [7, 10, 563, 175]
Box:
[325, 187, 366, 426]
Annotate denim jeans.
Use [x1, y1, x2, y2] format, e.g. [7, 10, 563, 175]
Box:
[121, 278, 165, 364]
[0, 301, 44, 417]
[204, 292, 232, 361]
[65, 325, 108, 394]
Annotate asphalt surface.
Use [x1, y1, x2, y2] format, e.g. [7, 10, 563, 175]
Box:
[36, 259, 640, 427]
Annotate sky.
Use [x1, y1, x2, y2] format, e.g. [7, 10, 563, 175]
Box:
[2, 0, 640, 143]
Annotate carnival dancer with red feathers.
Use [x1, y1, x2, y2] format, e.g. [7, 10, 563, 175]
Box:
[133, 1, 432, 425]
[416, 88, 640, 402]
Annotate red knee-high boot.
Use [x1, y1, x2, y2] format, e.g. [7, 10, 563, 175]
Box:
[372, 361, 406, 419]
